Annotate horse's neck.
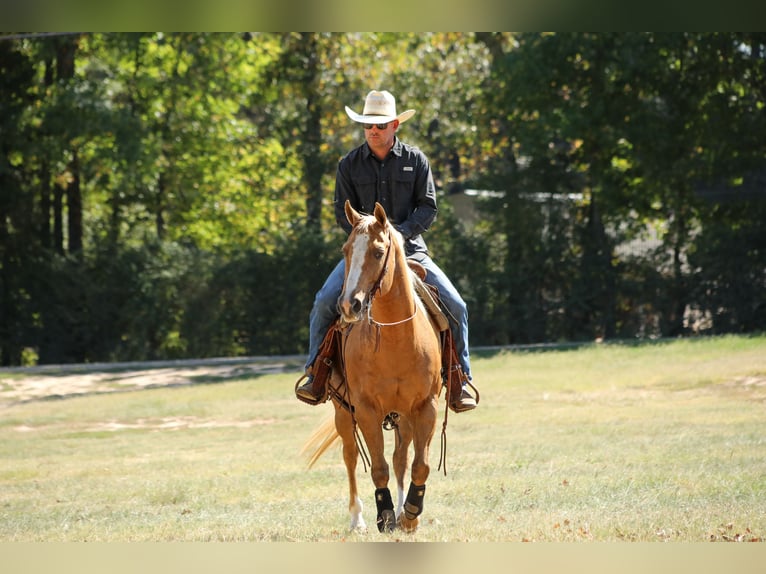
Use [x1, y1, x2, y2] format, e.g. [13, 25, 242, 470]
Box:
[373, 240, 417, 323]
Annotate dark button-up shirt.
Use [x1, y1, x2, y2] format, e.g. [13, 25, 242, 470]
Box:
[333, 137, 437, 257]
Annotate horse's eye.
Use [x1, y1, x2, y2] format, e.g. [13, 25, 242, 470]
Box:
[375, 250, 385, 260]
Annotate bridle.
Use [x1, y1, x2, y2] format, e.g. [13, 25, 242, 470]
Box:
[361, 227, 418, 329]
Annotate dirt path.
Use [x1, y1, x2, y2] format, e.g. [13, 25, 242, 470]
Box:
[0, 356, 304, 406]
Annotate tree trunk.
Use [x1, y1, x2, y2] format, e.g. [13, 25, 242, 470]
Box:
[39, 162, 51, 249]
[67, 148, 83, 254]
[156, 172, 166, 240]
[53, 182, 64, 254]
[39, 56, 54, 250]
[53, 34, 79, 255]
[298, 33, 323, 233]
[668, 193, 689, 336]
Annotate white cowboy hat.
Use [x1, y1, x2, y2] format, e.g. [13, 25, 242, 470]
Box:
[344, 90, 416, 125]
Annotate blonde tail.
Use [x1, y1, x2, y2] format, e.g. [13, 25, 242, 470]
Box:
[301, 414, 340, 468]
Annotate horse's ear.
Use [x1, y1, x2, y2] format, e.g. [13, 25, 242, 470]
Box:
[373, 202, 388, 227]
[345, 200, 361, 226]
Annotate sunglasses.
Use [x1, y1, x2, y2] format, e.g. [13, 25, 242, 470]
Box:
[363, 122, 390, 130]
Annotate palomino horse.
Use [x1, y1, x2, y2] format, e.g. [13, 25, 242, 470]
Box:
[305, 200, 443, 533]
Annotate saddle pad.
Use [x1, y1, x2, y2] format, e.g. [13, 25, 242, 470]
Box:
[407, 264, 450, 332]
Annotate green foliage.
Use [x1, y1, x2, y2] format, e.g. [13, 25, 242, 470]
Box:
[688, 199, 766, 333]
[0, 40, 39, 366]
[181, 229, 339, 359]
[472, 32, 766, 343]
[22, 232, 340, 364]
[1, 32, 765, 365]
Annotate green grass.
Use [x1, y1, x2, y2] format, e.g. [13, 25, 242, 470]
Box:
[1, 335, 765, 541]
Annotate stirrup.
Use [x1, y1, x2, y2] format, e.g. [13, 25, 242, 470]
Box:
[462, 378, 480, 405]
[449, 387, 477, 413]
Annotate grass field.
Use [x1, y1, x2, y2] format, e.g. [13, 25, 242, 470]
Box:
[1, 335, 765, 543]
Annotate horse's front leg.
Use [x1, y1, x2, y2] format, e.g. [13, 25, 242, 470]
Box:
[357, 407, 395, 532]
[334, 407, 366, 531]
[392, 419, 413, 519]
[399, 397, 438, 533]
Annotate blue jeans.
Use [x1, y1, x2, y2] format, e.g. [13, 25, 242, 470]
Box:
[305, 255, 472, 379]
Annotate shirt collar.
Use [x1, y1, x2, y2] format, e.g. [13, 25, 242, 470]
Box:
[364, 137, 403, 160]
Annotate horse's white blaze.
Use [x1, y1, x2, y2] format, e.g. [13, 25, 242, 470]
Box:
[344, 232, 369, 295]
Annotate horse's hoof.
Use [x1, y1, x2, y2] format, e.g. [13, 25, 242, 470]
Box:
[398, 515, 419, 533]
[377, 509, 396, 533]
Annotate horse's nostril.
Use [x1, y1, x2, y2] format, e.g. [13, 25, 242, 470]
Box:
[352, 299, 362, 314]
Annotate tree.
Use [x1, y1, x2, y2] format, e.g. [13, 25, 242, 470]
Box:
[1, 32, 764, 365]
[0, 39, 37, 364]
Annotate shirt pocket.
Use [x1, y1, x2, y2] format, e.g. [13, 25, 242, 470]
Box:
[391, 169, 417, 221]
[352, 175, 377, 214]
[395, 167, 416, 185]
[393, 169, 416, 195]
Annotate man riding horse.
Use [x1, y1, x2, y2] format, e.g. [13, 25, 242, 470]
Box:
[296, 90, 478, 414]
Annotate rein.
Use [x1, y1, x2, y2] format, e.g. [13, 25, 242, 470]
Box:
[367, 302, 418, 327]
[330, 324, 372, 473]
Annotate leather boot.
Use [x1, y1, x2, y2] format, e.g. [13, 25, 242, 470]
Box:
[295, 370, 326, 405]
[447, 365, 477, 413]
